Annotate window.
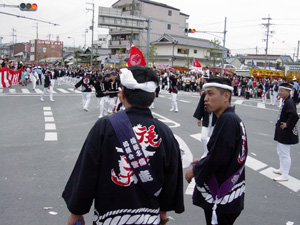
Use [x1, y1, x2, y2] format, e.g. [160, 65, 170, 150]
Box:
[168, 10, 172, 16]
[167, 24, 171, 30]
[178, 48, 189, 54]
[194, 50, 197, 54]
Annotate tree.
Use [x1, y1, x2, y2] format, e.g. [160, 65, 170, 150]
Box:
[146, 43, 158, 67]
[205, 39, 222, 75]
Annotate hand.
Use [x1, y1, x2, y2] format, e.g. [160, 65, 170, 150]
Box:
[73, 88, 76, 91]
[67, 214, 85, 225]
[197, 120, 202, 127]
[185, 168, 194, 183]
[280, 122, 287, 130]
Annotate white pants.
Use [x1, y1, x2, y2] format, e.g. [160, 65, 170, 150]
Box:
[276, 142, 291, 176]
[262, 92, 268, 104]
[41, 87, 54, 101]
[51, 79, 55, 88]
[82, 92, 91, 110]
[201, 113, 214, 158]
[31, 78, 37, 90]
[97, 97, 105, 117]
[58, 77, 63, 86]
[271, 92, 278, 105]
[170, 93, 178, 110]
[108, 97, 118, 113]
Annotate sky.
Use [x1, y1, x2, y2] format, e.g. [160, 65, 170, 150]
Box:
[1, 0, 300, 60]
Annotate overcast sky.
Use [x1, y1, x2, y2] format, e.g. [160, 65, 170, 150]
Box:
[1, 0, 300, 59]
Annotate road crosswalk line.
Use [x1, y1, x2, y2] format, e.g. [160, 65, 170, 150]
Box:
[56, 88, 70, 93]
[34, 89, 43, 94]
[9, 89, 16, 93]
[21, 88, 30, 93]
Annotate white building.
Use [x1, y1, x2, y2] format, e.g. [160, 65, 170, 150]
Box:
[151, 33, 225, 68]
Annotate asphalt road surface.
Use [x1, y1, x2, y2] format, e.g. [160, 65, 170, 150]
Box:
[1, 82, 299, 225]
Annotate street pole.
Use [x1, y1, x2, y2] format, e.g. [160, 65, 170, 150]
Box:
[221, 17, 227, 76]
[146, 18, 151, 66]
[296, 40, 300, 62]
[87, 2, 95, 69]
[262, 15, 272, 69]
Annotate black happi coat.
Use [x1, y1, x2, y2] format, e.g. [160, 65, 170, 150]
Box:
[193, 107, 247, 214]
[94, 79, 107, 98]
[62, 107, 184, 224]
[274, 96, 299, 145]
[193, 93, 217, 127]
[108, 78, 120, 98]
[75, 76, 93, 92]
[43, 75, 51, 88]
[169, 76, 178, 94]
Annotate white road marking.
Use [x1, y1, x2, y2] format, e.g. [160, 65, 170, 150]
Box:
[9, 89, 16, 93]
[257, 102, 266, 109]
[44, 117, 54, 122]
[0, 89, 3, 93]
[21, 88, 30, 93]
[179, 100, 191, 103]
[245, 156, 267, 171]
[45, 123, 56, 130]
[56, 88, 70, 93]
[190, 133, 202, 141]
[43, 107, 51, 111]
[174, 134, 193, 169]
[44, 111, 53, 116]
[152, 112, 180, 128]
[259, 167, 300, 192]
[68, 88, 81, 93]
[234, 100, 244, 105]
[44, 132, 57, 141]
[34, 88, 43, 94]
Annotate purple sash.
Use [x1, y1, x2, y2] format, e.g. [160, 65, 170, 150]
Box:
[108, 110, 162, 197]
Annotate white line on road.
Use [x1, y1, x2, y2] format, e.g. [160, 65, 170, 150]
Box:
[234, 100, 244, 105]
[179, 100, 191, 103]
[257, 102, 266, 109]
[45, 123, 56, 130]
[9, 89, 16, 93]
[34, 89, 43, 94]
[21, 88, 30, 93]
[68, 88, 81, 94]
[152, 112, 180, 128]
[44, 117, 54, 122]
[44, 132, 57, 141]
[43, 107, 51, 111]
[259, 167, 300, 192]
[44, 111, 53, 116]
[56, 88, 70, 93]
[245, 156, 267, 171]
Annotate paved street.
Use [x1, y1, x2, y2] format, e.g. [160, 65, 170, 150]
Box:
[1, 82, 300, 225]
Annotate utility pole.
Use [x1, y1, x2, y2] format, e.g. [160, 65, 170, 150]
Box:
[87, 2, 95, 69]
[0, 36, 3, 57]
[11, 28, 16, 58]
[84, 29, 88, 49]
[262, 15, 273, 69]
[296, 41, 300, 62]
[221, 17, 227, 76]
[130, 0, 135, 45]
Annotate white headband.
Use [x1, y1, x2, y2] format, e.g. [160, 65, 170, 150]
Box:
[279, 86, 292, 91]
[203, 82, 233, 91]
[120, 68, 157, 93]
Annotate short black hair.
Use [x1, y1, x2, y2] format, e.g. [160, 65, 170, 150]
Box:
[123, 66, 159, 108]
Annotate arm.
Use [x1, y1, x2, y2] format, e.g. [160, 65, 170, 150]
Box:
[67, 214, 85, 225]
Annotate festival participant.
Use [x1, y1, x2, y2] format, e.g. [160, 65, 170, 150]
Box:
[185, 77, 248, 225]
[169, 73, 179, 112]
[74, 72, 94, 112]
[107, 73, 120, 113]
[30, 67, 39, 90]
[193, 75, 217, 158]
[63, 66, 184, 225]
[40, 70, 55, 102]
[262, 78, 270, 104]
[273, 83, 299, 181]
[94, 74, 107, 118]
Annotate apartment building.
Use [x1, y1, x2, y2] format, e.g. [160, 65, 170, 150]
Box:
[107, 0, 189, 58]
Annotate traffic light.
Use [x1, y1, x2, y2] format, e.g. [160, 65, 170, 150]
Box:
[184, 28, 196, 33]
[19, 3, 38, 11]
[227, 50, 231, 58]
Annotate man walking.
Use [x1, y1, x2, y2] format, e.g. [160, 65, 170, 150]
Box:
[63, 66, 184, 225]
[185, 77, 248, 225]
[273, 83, 299, 181]
[40, 70, 55, 102]
[74, 72, 93, 112]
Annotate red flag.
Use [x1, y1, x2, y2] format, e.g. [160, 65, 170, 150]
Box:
[193, 57, 201, 67]
[127, 46, 146, 67]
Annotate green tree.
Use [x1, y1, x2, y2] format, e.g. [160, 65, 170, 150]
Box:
[146, 43, 158, 67]
[205, 39, 222, 75]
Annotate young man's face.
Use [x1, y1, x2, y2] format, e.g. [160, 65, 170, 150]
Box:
[278, 87, 290, 100]
[204, 87, 229, 117]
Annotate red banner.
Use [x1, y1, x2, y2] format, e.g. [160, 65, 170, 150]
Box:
[0, 67, 22, 88]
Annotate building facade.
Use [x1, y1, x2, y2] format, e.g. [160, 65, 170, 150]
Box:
[150, 33, 225, 68]
[29, 39, 63, 63]
[105, 0, 189, 59]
